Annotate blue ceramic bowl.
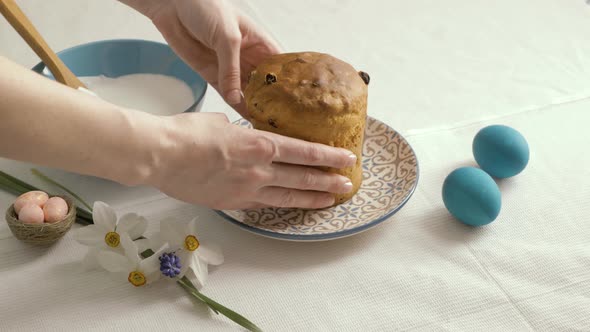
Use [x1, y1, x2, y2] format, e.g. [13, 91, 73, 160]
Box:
[31, 39, 207, 112]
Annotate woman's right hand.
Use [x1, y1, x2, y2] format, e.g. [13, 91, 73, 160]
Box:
[146, 112, 356, 210]
[0, 57, 351, 210]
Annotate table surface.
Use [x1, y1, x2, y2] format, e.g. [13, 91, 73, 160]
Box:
[1, 1, 590, 331]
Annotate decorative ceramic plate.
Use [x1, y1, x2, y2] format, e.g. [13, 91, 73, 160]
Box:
[216, 116, 419, 241]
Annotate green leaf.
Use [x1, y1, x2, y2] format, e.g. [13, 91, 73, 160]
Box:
[31, 168, 93, 211]
[0, 176, 30, 196]
[75, 215, 94, 225]
[0, 171, 36, 191]
[0, 171, 94, 225]
[76, 209, 94, 221]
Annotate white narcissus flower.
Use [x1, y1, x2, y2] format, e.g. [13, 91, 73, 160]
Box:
[156, 218, 223, 289]
[97, 234, 168, 287]
[73, 201, 147, 269]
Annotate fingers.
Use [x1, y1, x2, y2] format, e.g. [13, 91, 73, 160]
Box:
[270, 164, 352, 194]
[231, 99, 249, 119]
[241, 202, 270, 210]
[256, 187, 335, 209]
[216, 34, 244, 107]
[255, 130, 358, 169]
[238, 14, 283, 54]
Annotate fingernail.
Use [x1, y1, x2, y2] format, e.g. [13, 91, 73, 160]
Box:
[340, 181, 353, 193]
[323, 196, 336, 207]
[347, 152, 357, 167]
[226, 89, 242, 105]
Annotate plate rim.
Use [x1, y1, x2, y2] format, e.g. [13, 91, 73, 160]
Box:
[216, 116, 420, 241]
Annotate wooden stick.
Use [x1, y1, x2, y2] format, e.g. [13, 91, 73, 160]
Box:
[0, 0, 87, 89]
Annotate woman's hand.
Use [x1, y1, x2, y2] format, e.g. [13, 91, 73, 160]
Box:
[0, 56, 354, 210]
[115, 0, 355, 209]
[147, 113, 356, 210]
[121, 0, 281, 117]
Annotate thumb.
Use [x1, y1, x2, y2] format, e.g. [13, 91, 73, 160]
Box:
[216, 37, 243, 107]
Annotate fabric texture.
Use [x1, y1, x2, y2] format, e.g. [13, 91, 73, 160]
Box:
[1, 0, 589, 330]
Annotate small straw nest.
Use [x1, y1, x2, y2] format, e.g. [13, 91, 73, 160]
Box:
[5, 195, 76, 245]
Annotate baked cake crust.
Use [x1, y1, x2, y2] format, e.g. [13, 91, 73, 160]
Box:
[244, 52, 369, 205]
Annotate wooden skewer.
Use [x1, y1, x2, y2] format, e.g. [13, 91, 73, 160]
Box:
[0, 0, 88, 89]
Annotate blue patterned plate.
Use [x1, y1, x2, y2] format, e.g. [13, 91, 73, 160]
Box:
[216, 116, 419, 241]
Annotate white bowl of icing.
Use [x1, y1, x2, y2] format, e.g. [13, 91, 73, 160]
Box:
[80, 74, 196, 116]
[31, 39, 208, 114]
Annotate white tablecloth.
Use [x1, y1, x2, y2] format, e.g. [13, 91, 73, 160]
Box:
[1, 1, 589, 331]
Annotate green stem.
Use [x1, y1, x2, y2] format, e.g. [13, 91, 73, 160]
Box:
[140, 249, 155, 258]
[177, 277, 262, 332]
[31, 168, 93, 211]
[177, 278, 219, 314]
[139, 249, 262, 332]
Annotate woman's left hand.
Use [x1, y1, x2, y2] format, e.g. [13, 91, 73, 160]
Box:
[121, 0, 281, 117]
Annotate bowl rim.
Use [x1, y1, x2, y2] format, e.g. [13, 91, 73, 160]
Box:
[30, 38, 207, 113]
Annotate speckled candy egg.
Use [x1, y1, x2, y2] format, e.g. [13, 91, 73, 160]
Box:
[442, 167, 501, 226]
[18, 204, 45, 224]
[43, 197, 69, 223]
[473, 125, 529, 178]
[14, 190, 49, 214]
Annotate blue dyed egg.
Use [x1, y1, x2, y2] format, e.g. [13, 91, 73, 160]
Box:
[442, 167, 501, 226]
[473, 125, 529, 178]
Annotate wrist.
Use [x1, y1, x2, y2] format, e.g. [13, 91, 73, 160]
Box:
[128, 112, 188, 190]
[109, 109, 166, 187]
[139, 112, 222, 192]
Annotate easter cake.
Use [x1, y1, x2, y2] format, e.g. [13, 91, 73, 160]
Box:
[244, 52, 369, 205]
